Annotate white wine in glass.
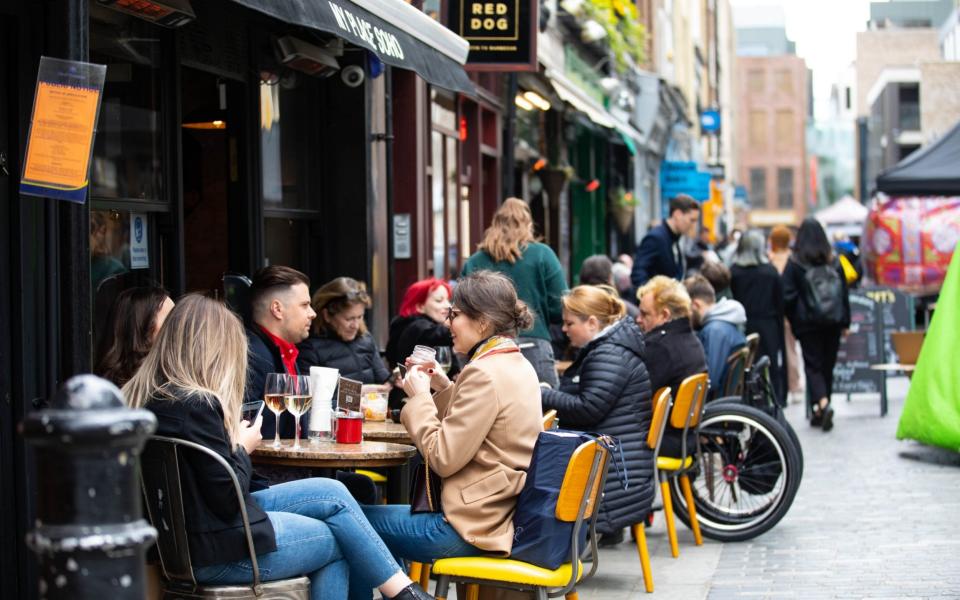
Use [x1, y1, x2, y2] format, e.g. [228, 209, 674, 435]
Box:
[264, 373, 288, 449]
[436, 346, 453, 372]
[286, 375, 312, 450]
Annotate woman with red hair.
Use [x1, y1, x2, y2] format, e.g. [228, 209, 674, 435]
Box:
[385, 278, 453, 410]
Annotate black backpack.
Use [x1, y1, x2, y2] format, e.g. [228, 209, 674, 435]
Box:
[801, 261, 845, 325]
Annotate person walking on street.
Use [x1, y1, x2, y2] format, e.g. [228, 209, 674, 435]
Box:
[630, 194, 700, 288]
[730, 230, 787, 405]
[782, 218, 851, 432]
[462, 198, 567, 387]
[768, 225, 804, 402]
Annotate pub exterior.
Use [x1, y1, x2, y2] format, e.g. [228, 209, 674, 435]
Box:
[0, 0, 495, 596]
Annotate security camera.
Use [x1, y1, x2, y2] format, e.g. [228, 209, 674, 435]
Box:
[341, 65, 365, 88]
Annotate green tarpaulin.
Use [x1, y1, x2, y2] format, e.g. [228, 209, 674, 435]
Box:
[897, 248, 960, 452]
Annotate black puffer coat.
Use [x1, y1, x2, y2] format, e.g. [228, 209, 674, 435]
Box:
[298, 332, 391, 384]
[540, 317, 654, 533]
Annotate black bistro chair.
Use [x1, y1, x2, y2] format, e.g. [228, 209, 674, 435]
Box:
[140, 435, 310, 599]
[222, 273, 253, 326]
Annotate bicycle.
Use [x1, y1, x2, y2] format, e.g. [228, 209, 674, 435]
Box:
[668, 356, 804, 542]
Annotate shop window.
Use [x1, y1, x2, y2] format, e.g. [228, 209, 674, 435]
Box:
[90, 11, 165, 201]
[749, 168, 767, 208]
[777, 167, 794, 208]
[260, 78, 323, 210]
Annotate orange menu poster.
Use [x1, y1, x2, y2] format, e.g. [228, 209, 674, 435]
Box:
[22, 82, 101, 192]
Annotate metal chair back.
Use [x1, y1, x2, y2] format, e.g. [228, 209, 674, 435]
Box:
[745, 333, 761, 369]
[542, 409, 558, 431]
[141, 436, 309, 599]
[668, 373, 709, 462]
[722, 347, 750, 398]
[222, 273, 253, 326]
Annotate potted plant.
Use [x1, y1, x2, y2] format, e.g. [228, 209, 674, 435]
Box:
[610, 186, 638, 233]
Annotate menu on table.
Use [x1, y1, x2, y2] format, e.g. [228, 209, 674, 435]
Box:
[337, 377, 363, 413]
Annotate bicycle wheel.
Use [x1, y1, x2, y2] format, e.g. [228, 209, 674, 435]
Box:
[669, 403, 801, 542]
[709, 398, 804, 484]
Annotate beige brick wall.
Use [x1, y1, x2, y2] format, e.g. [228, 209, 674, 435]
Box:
[855, 29, 941, 116]
[920, 62, 960, 142]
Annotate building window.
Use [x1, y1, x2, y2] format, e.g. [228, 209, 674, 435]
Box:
[898, 84, 920, 131]
[777, 167, 794, 208]
[430, 91, 462, 280]
[775, 110, 794, 149]
[260, 75, 323, 274]
[775, 69, 793, 94]
[845, 87, 851, 110]
[747, 69, 764, 94]
[90, 14, 165, 202]
[749, 110, 766, 150]
[749, 168, 767, 208]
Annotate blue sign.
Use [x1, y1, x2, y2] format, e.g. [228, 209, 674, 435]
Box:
[700, 109, 720, 133]
[660, 161, 711, 218]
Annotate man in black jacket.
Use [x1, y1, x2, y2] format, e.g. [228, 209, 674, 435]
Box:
[630, 194, 701, 288]
[246, 265, 316, 439]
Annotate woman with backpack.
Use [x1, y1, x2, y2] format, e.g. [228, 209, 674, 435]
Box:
[782, 218, 851, 431]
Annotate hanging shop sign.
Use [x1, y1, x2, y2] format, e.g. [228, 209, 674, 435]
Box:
[228, 0, 473, 94]
[445, 0, 538, 71]
[699, 109, 720, 134]
[20, 57, 107, 203]
[660, 161, 711, 217]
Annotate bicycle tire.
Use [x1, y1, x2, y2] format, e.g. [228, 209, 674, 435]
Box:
[669, 403, 801, 542]
[710, 398, 804, 483]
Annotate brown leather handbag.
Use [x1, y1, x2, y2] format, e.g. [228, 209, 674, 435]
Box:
[409, 457, 442, 513]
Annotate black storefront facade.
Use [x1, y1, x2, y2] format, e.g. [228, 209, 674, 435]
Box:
[0, 1, 475, 596]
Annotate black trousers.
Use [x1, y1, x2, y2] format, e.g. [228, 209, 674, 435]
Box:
[796, 328, 843, 409]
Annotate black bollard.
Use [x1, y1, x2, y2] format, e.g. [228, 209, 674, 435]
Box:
[20, 374, 157, 599]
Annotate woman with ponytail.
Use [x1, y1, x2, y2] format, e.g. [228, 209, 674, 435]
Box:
[540, 284, 655, 546]
[352, 271, 543, 595]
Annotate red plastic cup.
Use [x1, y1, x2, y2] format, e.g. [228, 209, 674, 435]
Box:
[335, 412, 363, 444]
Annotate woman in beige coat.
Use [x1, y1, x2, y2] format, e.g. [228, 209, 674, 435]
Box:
[352, 271, 543, 599]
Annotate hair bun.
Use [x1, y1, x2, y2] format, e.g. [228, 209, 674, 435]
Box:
[513, 301, 535, 332]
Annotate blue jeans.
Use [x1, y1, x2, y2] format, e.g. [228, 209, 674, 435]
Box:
[519, 336, 559, 388]
[348, 505, 483, 600]
[193, 478, 403, 600]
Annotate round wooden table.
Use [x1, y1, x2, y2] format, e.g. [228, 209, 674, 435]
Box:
[363, 420, 413, 444]
[252, 439, 416, 468]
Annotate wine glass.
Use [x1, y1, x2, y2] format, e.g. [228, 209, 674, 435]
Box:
[435, 346, 453, 372]
[285, 375, 313, 450]
[264, 373, 288, 449]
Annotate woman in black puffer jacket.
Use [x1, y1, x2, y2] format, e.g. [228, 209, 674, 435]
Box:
[540, 285, 654, 546]
[299, 277, 392, 385]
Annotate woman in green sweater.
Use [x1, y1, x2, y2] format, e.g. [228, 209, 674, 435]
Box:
[462, 198, 567, 387]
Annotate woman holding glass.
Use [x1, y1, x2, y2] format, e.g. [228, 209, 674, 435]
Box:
[123, 294, 435, 600]
[385, 277, 455, 410]
[351, 271, 543, 600]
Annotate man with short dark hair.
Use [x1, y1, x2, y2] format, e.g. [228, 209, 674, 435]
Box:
[630, 194, 700, 287]
[685, 274, 746, 391]
[246, 265, 316, 439]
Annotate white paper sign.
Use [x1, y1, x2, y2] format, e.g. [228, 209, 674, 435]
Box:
[129, 212, 149, 269]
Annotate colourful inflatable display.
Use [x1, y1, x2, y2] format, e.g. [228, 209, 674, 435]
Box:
[862, 195, 960, 296]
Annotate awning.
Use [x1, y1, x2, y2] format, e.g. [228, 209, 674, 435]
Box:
[545, 68, 646, 152]
[230, 0, 474, 95]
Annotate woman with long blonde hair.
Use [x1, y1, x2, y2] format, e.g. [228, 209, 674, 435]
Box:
[540, 285, 654, 545]
[462, 198, 567, 386]
[125, 295, 434, 600]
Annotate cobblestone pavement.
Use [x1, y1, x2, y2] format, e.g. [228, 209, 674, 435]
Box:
[573, 377, 960, 600]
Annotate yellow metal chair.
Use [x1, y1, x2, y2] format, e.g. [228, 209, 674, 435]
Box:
[657, 373, 709, 558]
[630, 387, 673, 593]
[431, 438, 612, 600]
[542, 409, 558, 431]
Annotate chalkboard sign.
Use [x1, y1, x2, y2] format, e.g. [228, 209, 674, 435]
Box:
[833, 287, 914, 394]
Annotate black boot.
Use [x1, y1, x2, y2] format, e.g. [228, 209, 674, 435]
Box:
[598, 528, 624, 547]
[390, 582, 434, 600]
